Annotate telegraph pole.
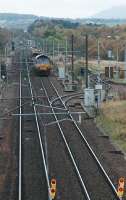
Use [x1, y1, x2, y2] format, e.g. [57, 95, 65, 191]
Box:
[116, 47, 119, 79]
[65, 39, 68, 78]
[45, 39, 48, 55]
[124, 45, 126, 79]
[71, 34, 74, 83]
[57, 40, 60, 62]
[5, 46, 7, 63]
[85, 34, 88, 88]
[43, 40, 45, 54]
[53, 40, 55, 62]
[42, 39, 44, 54]
[97, 39, 100, 66]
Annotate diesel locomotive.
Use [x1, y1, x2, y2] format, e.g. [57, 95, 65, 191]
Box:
[34, 54, 52, 76]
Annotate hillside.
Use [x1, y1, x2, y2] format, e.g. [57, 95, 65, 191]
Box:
[1, 13, 126, 30]
[0, 13, 38, 29]
[28, 18, 126, 62]
[93, 5, 126, 19]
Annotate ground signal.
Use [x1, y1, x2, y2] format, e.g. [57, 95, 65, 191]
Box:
[117, 177, 125, 198]
[50, 179, 56, 199]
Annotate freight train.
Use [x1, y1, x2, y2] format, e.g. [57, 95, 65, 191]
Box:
[34, 54, 52, 76]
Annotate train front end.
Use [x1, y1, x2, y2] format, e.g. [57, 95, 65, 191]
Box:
[35, 54, 52, 76]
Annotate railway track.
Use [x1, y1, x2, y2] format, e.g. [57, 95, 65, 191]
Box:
[35, 76, 120, 200]
[18, 56, 49, 200]
[29, 71, 86, 199]
[17, 53, 120, 200]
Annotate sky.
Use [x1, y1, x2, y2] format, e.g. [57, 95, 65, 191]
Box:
[0, 0, 126, 18]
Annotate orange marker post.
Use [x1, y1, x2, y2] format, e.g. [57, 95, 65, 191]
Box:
[117, 177, 125, 199]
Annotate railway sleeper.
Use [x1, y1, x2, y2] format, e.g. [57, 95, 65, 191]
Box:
[109, 150, 124, 155]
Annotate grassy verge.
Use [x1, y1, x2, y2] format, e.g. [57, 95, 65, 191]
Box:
[111, 79, 126, 85]
[96, 100, 126, 152]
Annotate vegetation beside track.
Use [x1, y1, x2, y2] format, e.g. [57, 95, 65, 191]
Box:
[96, 100, 126, 152]
[110, 79, 126, 85]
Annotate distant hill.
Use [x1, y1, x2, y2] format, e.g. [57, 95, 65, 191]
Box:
[28, 18, 79, 31]
[1, 12, 126, 30]
[0, 13, 38, 29]
[93, 5, 126, 19]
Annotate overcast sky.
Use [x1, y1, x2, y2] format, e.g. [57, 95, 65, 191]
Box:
[0, 0, 126, 18]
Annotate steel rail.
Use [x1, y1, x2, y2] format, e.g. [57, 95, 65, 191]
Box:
[26, 62, 52, 200]
[41, 80, 91, 200]
[0, 101, 31, 118]
[51, 91, 83, 104]
[12, 111, 86, 116]
[0, 95, 47, 101]
[49, 79, 119, 199]
[35, 103, 68, 111]
[64, 94, 83, 106]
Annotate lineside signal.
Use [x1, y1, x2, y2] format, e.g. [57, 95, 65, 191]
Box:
[50, 179, 56, 199]
[117, 177, 125, 198]
[50, 188, 56, 199]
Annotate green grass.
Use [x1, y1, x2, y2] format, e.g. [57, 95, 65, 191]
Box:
[111, 79, 126, 84]
[96, 101, 126, 152]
